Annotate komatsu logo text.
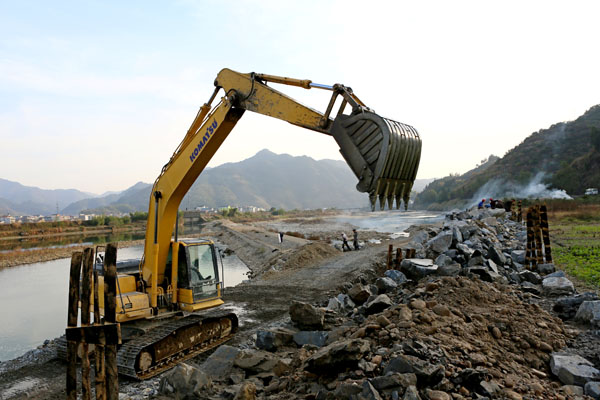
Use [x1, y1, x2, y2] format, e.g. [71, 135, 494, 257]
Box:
[189, 120, 218, 163]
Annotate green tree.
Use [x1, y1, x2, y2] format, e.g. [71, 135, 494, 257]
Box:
[590, 127, 600, 151]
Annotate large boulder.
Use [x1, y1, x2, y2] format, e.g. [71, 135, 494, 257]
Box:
[364, 294, 393, 315]
[234, 349, 278, 374]
[519, 270, 542, 284]
[289, 301, 325, 329]
[256, 328, 295, 351]
[400, 259, 438, 280]
[304, 339, 371, 373]
[585, 381, 600, 399]
[348, 283, 373, 304]
[574, 301, 600, 327]
[293, 331, 329, 348]
[375, 277, 398, 293]
[554, 292, 600, 320]
[384, 269, 408, 284]
[426, 231, 453, 254]
[550, 353, 600, 386]
[199, 345, 240, 381]
[487, 246, 507, 265]
[510, 250, 526, 264]
[159, 362, 212, 398]
[543, 276, 575, 296]
[384, 354, 445, 387]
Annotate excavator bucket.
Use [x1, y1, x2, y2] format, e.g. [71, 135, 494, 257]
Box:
[331, 111, 421, 211]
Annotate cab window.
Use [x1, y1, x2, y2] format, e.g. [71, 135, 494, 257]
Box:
[187, 244, 217, 285]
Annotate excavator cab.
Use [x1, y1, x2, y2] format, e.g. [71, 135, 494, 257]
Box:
[169, 239, 224, 312]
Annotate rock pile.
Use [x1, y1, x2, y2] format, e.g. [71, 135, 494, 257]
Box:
[157, 208, 600, 399]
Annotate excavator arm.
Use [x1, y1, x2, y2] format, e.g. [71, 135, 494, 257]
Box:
[142, 68, 422, 300]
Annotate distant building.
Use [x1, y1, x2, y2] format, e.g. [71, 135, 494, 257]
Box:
[0, 215, 15, 224]
[585, 188, 598, 195]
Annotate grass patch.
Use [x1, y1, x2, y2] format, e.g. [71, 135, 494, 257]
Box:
[551, 220, 600, 288]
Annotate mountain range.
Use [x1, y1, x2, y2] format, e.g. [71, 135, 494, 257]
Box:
[1, 150, 434, 216]
[414, 104, 600, 210]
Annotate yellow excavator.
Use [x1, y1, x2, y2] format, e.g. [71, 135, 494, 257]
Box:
[83, 68, 421, 379]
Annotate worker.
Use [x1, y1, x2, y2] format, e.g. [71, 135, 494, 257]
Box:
[478, 199, 485, 209]
[486, 198, 493, 208]
[341, 232, 352, 251]
[352, 228, 359, 250]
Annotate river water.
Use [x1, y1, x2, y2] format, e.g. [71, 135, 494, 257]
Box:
[0, 245, 249, 362]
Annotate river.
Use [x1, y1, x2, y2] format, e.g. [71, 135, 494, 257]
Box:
[0, 245, 249, 362]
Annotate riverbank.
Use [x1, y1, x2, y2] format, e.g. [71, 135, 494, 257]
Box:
[0, 239, 145, 270]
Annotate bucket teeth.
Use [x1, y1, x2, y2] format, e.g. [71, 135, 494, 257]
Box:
[331, 111, 421, 211]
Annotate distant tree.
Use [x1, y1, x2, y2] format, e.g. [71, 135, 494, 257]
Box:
[591, 127, 600, 151]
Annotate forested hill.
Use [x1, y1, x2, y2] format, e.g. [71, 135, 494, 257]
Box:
[414, 105, 600, 210]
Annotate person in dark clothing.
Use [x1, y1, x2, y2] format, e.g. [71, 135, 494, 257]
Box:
[352, 229, 359, 250]
[341, 232, 352, 251]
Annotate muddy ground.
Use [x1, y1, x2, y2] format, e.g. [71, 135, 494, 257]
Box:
[0, 216, 405, 399]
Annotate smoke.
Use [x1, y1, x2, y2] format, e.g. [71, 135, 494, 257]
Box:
[470, 172, 571, 205]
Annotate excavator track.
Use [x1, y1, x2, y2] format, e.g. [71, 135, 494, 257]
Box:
[118, 311, 238, 380]
[56, 310, 238, 380]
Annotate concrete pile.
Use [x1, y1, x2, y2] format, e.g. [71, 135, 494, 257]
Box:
[157, 207, 600, 400]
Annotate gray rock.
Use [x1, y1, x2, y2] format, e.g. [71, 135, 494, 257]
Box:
[479, 380, 501, 397]
[486, 259, 499, 274]
[327, 297, 342, 313]
[361, 381, 384, 400]
[371, 373, 417, 391]
[199, 345, 240, 380]
[348, 283, 373, 304]
[364, 294, 393, 315]
[434, 254, 453, 267]
[384, 270, 408, 284]
[456, 243, 475, 257]
[468, 267, 505, 283]
[519, 270, 542, 284]
[256, 328, 295, 351]
[521, 281, 541, 295]
[400, 259, 438, 280]
[160, 363, 212, 397]
[289, 301, 325, 329]
[554, 292, 600, 320]
[436, 263, 461, 277]
[550, 353, 600, 386]
[375, 277, 398, 293]
[234, 349, 278, 374]
[452, 226, 463, 245]
[543, 276, 575, 296]
[510, 250, 526, 264]
[337, 293, 356, 310]
[585, 381, 600, 399]
[293, 331, 329, 348]
[334, 382, 363, 398]
[575, 301, 600, 327]
[403, 386, 421, 400]
[426, 231, 453, 254]
[547, 270, 566, 278]
[409, 230, 429, 245]
[384, 354, 445, 387]
[538, 263, 556, 275]
[304, 339, 371, 373]
[467, 254, 485, 268]
[488, 245, 506, 265]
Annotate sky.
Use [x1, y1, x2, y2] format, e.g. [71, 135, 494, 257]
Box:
[1, 0, 599, 194]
